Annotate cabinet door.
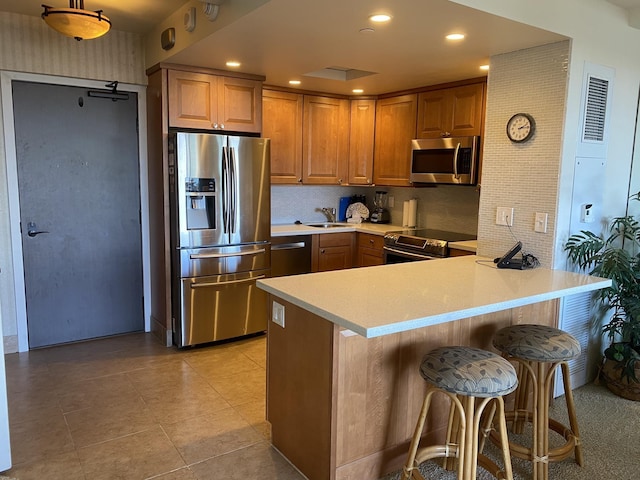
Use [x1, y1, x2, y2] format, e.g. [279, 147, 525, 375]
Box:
[303, 96, 349, 185]
[312, 233, 354, 272]
[356, 233, 384, 267]
[373, 94, 417, 186]
[416, 89, 449, 138]
[218, 77, 262, 133]
[449, 83, 485, 137]
[348, 99, 375, 185]
[417, 83, 485, 138]
[168, 70, 218, 129]
[263, 90, 304, 184]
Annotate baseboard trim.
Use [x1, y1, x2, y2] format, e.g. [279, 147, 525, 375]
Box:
[3, 335, 18, 354]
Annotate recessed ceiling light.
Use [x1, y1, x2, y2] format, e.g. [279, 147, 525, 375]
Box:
[446, 33, 465, 40]
[226, 61, 241, 68]
[359, 27, 375, 34]
[369, 14, 391, 23]
[480, 64, 490, 71]
[352, 89, 364, 94]
[289, 80, 301, 85]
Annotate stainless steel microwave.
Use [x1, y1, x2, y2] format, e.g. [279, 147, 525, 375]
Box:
[409, 136, 480, 185]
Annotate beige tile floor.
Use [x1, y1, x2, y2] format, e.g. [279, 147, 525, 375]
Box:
[2, 332, 306, 480]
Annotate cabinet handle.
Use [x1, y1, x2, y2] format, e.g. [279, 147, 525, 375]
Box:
[212, 123, 218, 129]
[337, 178, 342, 185]
[298, 178, 302, 183]
[441, 131, 451, 137]
[220, 123, 225, 129]
[366, 178, 371, 184]
[320, 249, 325, 254]
[369, 239, 374, 245]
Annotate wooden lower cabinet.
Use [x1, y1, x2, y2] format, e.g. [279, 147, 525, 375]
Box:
[312, 233, 355, 272]
[356, 232, 384, 267]
[266, 296, 559, 480]
[449, 247, 474, 257]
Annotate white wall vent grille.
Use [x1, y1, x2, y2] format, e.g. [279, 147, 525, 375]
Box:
[582, 76, 609, 142]
[576, 62, 614, 159]
[556, 292, 593, 397]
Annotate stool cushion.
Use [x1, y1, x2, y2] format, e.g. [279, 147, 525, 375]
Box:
[420, 346, 518, 398]
[493, 324, 581, 362]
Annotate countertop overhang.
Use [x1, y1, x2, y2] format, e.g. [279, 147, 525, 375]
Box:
[257, 255, 611, 338]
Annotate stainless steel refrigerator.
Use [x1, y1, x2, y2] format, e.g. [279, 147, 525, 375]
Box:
[169, 132, 271, 347]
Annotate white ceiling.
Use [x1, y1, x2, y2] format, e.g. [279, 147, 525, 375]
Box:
[1, 0, 638, 95]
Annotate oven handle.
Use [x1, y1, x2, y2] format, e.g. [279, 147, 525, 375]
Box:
[383, 246, 436, 260]
[190, 275, 266, 288]
[190, 248, 266, 259]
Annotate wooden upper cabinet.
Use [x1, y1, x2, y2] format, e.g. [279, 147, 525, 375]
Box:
[263, 89, 304, 184]
[417, 82, 485, 138]
[302, 95, 349, 185]
[168, 70, 261, 133]
[168, 70, 217, 130]
[218, 76, 262, 133]
[348, 99, 375, 185]
[373, 94, 417, 186]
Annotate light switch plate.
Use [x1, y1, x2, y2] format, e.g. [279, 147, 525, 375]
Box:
[534, 212, 548, 233]
[272, 301, 285, 328]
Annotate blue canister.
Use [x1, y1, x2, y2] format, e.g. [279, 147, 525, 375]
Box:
[338, 196, 351, 222]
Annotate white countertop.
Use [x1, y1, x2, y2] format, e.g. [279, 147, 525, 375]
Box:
[449, 240, 477, 252]
[271, 222, 401, 237]
[257, 255, 611, 338]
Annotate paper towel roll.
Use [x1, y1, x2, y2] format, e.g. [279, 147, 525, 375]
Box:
[408, 199, 418, 227]
[402, 201, 410, 227]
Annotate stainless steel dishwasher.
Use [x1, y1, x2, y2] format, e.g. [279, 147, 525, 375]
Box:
[271, 235, 312, 277]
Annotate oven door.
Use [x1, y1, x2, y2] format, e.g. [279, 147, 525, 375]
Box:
[383, 246, 436, 264]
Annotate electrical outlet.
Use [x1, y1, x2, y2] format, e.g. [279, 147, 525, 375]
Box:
[534, 212, 548, 233]
[388, 195, 395, 208]
[496, 207, 514, 226]
[272, 301, 285, 327]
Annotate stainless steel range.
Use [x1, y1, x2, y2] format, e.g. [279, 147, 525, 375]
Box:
[383, 229, 477, 263]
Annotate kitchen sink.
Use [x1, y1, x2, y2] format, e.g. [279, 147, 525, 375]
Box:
[306, 223, 350, 228]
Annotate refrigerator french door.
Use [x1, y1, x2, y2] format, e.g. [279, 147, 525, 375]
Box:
[169, 132, 271, 347]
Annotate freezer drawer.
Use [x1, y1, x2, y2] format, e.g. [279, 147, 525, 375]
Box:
[175, 269, 269, 347]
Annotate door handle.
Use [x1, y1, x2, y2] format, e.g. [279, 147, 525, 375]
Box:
[26, 222, 49, 237]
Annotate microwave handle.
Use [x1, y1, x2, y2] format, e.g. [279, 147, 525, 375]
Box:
[452, 142, 461, 179]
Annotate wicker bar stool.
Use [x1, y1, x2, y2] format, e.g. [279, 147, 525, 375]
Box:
[401, 346, 518, 480]
[489, 324, 583, 480]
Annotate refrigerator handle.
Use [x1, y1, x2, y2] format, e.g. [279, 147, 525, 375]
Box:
[221, 146, 229, 233]
[229, 147, 237, 234]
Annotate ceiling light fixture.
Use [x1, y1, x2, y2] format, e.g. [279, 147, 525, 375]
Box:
[480, 64, 490, 71]
[289, 80, 301, 85]
[369, 14, 391, 23]
[445, 33, 465, 40]
[352, 89, 364, 94]
[41, 1, 111, 41]
[226, 61, 241, 68]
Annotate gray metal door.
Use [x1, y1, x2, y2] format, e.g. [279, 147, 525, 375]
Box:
[13, 81, 143, 348]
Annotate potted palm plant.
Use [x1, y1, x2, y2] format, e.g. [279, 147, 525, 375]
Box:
[565, 193, 640, 401]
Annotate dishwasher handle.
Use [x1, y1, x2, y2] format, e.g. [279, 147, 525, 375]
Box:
[271, 242, 306, 251]
[190, 275, 266, 288]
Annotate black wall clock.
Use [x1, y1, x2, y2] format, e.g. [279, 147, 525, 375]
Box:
[506, 113, 535, 143]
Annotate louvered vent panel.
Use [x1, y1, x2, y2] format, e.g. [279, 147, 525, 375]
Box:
[555, 292, 592, 397]
[582, 76, 609, 143]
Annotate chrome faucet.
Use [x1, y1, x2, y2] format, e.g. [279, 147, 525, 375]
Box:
[318, 207, 337, 223]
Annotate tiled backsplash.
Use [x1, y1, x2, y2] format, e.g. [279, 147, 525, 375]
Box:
[272, 185, 479, 235]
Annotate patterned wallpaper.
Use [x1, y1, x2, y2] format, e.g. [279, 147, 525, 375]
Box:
[478, 41, 570, 267]
[0, 12, 147, 351]
[0, 12, 146, 85]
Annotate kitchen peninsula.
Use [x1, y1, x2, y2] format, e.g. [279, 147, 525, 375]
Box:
[256, 256, 611, 480]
